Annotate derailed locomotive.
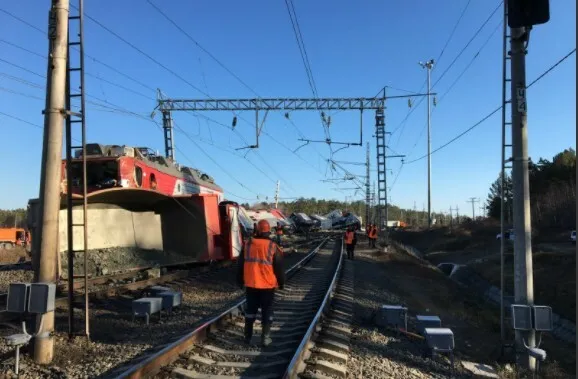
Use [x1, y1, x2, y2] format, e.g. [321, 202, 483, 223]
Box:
[27, 143, 243, 279]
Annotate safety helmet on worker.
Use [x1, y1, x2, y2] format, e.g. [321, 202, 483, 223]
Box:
[257, 219, 271, 234]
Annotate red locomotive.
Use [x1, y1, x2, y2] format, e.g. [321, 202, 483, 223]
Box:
[61, 143, 223, 200]
[27, 143, 243, 279]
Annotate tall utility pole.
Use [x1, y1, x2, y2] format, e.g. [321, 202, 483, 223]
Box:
[467, 197, 480, 219]
[365, 143, 371, 230]
[510, 23, 535, 371]
[420, 59, 435, 228]
[274, 180, 280, 209]
[455, 205, 460, 224]
[35, 0, 70, 364]
[449, 206, 453, 230]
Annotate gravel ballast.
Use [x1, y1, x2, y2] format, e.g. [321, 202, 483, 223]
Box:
[346, 244, 574, 378]
[0, 237, 320, 379]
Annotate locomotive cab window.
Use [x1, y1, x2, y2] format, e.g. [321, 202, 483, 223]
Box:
[135, 166, 143, 187]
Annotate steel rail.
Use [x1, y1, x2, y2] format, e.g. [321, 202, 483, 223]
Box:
[114, 236, 331, 379]
[282, 237, 344, 378]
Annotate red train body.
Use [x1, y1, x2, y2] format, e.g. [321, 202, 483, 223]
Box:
[27, 143, 242, 279]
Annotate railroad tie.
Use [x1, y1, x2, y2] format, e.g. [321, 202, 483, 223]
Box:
[301, 260, 354, 379]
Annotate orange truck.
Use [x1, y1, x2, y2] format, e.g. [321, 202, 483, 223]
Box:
[0, 228, 30, 249]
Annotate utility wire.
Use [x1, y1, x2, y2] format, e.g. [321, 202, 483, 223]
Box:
[283, 0, 330, 142]
[404, 47, 576, 164]
[435, 0, 473, 67]
[403, 19, 503, 157]
[390, 1, 501, 142]
[0, 110, 42, 129]
[0, 11, 157, 94]
[432, 1, 503, 89]
[146, 0, 260, 98]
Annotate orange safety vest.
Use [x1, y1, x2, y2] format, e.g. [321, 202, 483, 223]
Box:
[369, 227, 377, 239]
[243, 238, 279, 289]
[344, 231, 354, 245]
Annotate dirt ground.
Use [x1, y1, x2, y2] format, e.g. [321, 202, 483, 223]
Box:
[0, 246, 29, 264]
[393, 224, 576, 324]
[348, 243, 575, 378]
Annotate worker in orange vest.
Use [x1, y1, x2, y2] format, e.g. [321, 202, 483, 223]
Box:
[344, 226, 357, 260]
[237, 219, 285, 346]
[275, 221, 283, 246]
[368, 224, 378, 248]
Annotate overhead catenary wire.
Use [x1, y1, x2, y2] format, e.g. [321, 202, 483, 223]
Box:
[0, 51, 327, 201]
[390, 0, 501, 143]
[145, 0, 260, 98]
[432, 1, 503, 89]
[404, 47, 576, 164]
[283, 0, 331, 143]
[3, 5, 334, 194]
[402, 19, 503, 158]
[0, 24, 305, 196]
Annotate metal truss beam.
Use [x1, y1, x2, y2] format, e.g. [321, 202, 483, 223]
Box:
[158, 96, 429, 112]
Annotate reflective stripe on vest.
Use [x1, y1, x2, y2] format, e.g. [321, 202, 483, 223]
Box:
[244, 238, 278, 289]
[345, 231, 354, 244]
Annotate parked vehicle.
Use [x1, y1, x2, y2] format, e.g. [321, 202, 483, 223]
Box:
[571, 230, 576, 244]
[0, 228, 30, 249]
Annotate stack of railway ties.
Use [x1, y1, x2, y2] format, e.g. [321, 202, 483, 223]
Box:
[132, 285, 183, 325]
[378, 304, 456, 373]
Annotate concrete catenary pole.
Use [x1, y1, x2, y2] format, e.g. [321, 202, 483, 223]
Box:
[510, 25, 535, 370]
[420, 59, 435, 228]
[34, 0, 69, 364]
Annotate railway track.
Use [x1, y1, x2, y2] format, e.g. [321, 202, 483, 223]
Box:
[109, 236, 345, 379]
[0, 235, 326, 319]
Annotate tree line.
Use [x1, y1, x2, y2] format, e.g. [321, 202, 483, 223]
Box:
[486, 148, 576, 229]
[0, 209, 27, 228]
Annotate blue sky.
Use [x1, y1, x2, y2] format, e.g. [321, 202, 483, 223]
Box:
[0, 0, 575, 215]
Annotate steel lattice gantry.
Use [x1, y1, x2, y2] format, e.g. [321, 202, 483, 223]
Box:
[158, 94, 425, 243]
[158, 97, 387, 112]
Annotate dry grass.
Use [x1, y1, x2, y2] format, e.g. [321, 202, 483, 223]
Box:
[496, 361, 569, 379]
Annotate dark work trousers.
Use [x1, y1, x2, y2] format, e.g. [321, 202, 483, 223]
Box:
[346, 244, 355, 260]
[245, 287, 275, 326]
[370, 238, 376, 248]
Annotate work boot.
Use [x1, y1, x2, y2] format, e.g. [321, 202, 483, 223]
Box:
[244, 319, 254, 345]
[261, 323, 272, 347]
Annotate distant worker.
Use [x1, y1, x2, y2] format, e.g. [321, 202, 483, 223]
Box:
[369, 224, 377, 248]
[237, 219, 285, 346]
[276, 222, 283, 247]
[344, 226, 357, 260]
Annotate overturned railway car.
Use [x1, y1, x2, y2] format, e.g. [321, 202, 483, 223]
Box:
[27, 143, 243, 280]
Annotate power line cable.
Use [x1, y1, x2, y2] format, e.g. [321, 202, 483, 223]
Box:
[404, 47, 576, 164]
[145, 0, 260, 98]
[434, 0, 473, 67]
[0, 10, 157, 94]
[432, 1, 503, 89]
[390, 1, 501, 142]
[402, 19, 503, 157]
